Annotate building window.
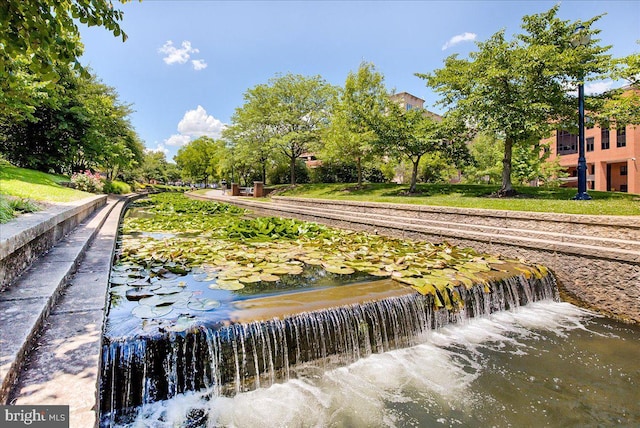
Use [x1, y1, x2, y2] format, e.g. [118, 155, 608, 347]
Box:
[601, 128, 610, 149]
[620, 184, 628, 192]
[616, 127, 626, 147]
[556, 130, 578, 155]
[586, 137, 594, 152]
[620, 165, 628, 176]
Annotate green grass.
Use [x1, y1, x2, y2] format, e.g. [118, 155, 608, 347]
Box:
[276, 183, 640, 216]
[0, 164, 92, 202]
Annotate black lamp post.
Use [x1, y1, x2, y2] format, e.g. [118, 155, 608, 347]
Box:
[572, 25, 592, 200]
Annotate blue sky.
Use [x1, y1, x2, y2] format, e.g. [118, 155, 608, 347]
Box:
[78, 1, 640, 161]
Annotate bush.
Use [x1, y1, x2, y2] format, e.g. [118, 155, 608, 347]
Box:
[103, 180, 131, 194]
[268, 160, 309, 185]
[70, 170, 104, 193]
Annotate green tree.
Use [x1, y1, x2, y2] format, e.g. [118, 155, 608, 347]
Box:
[1, 1, 130, 123]
[231, 73, 337, 185]
[373, 104, 470, 193]
[596, 51, 640, 128]
[419, 5, 612, 196]
[174, 136, 226, 185]
[223, 120, 274, 184]
[322, 62, 387, 187]
[463, 132, 504, 184]
[0, 68, 141, 175]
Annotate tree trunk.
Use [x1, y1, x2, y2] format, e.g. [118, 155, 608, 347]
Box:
[499, 136, 516, 197]
[409, 156, 421, 193]
[356, 156, 362, 188]
[261, 162, 266, 183]
[290, 155, 296, 185]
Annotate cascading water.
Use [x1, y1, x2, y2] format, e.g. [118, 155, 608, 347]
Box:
[100, 273, 558, 426]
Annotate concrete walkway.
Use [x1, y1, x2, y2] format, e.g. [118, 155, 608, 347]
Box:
[0, 196, 128, 427]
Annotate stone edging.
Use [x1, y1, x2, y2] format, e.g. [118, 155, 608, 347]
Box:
[0, 195, 107, 290]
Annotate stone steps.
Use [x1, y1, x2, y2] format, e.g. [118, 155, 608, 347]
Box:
[0, 196, 121, 409]
[196, 193, 640, 263]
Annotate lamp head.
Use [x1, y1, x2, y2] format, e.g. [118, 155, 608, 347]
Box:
[571, 25, 590, 48]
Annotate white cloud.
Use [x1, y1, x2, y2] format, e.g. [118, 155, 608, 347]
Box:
[147, 143, 170, 156]
[158, 40, 199, 65]
[442, 32, 477, 50]
[191, 59, 208, 71]
[585, 80, 613, 95]
[177, 105, 226, 139]
[164, 134, 192, 147]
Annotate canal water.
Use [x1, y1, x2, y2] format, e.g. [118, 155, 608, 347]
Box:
[114, 301, 639, 427]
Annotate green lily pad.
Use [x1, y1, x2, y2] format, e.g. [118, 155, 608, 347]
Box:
[132, 304, 173, 319]
[139, 292, 191, 307]
[238, 275, 262, 284]
[212, 280, 245, 290]
[166, 315, 197, 332]
[259, 273, 280, 282]
[187, 298, 221, 311]
[154, 286, 186, 295]
[125, 288, 156, 301]
[109, 276, 128, 286]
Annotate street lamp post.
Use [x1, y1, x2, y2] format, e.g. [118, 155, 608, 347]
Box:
[572, 25, 592, 200]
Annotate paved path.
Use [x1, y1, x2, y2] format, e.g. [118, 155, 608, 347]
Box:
[1, 196, 127, 427]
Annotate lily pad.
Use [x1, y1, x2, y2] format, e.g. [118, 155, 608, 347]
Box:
[212, 280, 245, 290]
[259, 273, 280, 282]
[238, 275, 262, 284]
[166, 315, 197, 332]
[139, 292, 191, 307]
[187, 298, 221, 311]
[132, 304, 173, 319]
[125, 288, 156, 301]
[154, 286, 186, 295]
[323, 264, 355, 275]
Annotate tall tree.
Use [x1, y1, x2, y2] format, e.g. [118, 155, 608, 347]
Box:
[174, 136, 226, 185]
[374, 105, 470, 193]
[0, 68, 141, 175]
[419, 5, 611, 196]
[597, 51, 640, 128]
[223, 119, 274, 183]
[1, 1, 130, 124]
[323, 62, 388, 187]
[231, 74, 337, 185]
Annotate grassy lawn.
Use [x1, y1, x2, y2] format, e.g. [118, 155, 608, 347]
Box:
[0, 164, 91, 202]
[276, 183, 640, 216]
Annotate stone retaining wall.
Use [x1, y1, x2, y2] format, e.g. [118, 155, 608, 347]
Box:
[194, 193, 640, 323]
[0, 195, 107, 290]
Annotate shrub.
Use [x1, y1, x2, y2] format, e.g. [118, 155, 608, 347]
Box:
[103, 180, 131, 194]
[0, 195, 40, 223]
[71, 170, 104, 193]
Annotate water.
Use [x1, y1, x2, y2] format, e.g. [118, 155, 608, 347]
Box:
[109, 301, 640, 427]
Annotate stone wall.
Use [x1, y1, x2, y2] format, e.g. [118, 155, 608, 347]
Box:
[192, 193, 640, 323]
[0, 195, 107, 290]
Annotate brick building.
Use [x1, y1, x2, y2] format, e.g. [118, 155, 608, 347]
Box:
[543, 103, 639, 194]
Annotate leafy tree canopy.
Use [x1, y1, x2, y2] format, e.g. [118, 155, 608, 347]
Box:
[418, 5, 612, 196]
[230, 73, 337, 185]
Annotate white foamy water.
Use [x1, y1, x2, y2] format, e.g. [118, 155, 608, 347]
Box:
[118, 301, 640, 427]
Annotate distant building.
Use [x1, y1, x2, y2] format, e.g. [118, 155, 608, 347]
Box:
[389, 92, 442, 121]
[542, 90, 639, 194]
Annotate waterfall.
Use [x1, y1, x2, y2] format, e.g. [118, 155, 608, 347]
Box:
[100, 273, 558, 426]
